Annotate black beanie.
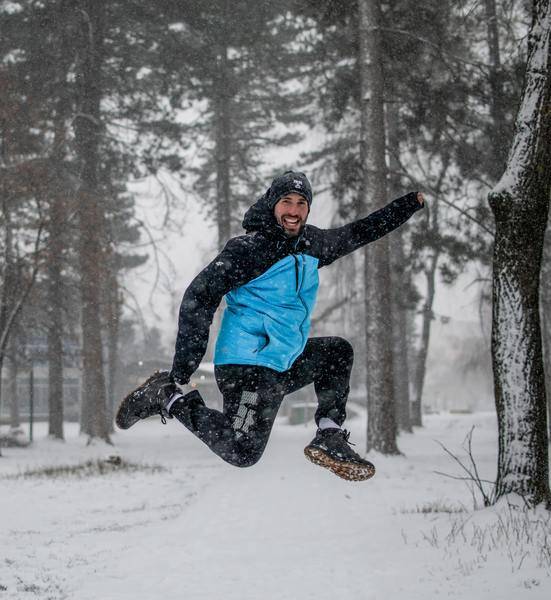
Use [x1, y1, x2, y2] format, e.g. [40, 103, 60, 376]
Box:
[267, 171, 313, 209]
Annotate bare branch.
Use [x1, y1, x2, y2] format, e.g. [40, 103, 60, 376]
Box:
[434, 427, 496, 507]
[389, 160, 495, 235]
[311, 291, 358, 326]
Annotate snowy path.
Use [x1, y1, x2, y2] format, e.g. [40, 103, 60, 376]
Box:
[1, 411, 550, 599]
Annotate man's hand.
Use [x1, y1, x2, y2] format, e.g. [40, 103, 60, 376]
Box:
[416, 192, 425, 206]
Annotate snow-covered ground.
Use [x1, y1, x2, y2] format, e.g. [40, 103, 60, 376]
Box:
[1, 409, 550, 600]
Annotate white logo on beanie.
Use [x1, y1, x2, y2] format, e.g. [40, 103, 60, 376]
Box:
[293, 179, 303, 188]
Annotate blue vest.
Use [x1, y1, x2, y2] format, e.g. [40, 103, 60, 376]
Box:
[214, 254, 319, 371]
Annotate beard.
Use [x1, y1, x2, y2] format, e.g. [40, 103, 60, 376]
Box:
[278, 215, 305, 237]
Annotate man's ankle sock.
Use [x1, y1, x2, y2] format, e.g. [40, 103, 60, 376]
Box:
[318, 418, 341, 430]
[165, 392, 184, 414]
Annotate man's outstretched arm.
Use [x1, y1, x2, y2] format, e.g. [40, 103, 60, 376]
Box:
[317, 191, 424, 267]
[170, 237, 251, 384]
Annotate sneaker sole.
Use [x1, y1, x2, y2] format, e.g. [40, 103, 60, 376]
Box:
[304, 447, 376, 482]
[115, 371, 168, 430]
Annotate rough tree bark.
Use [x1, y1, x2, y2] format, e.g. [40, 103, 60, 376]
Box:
[542, 275, 551, 438]
[358, 0, 400, 454]
[484, 0, 509, 180]
[542, 221, 551, 438]
[488, 0, 551, 506]
[73, 0, 110, 442]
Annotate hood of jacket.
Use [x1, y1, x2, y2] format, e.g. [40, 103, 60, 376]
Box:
[242, 189, 281, 234]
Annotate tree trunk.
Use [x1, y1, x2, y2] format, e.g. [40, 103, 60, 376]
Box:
[387, 103, 412, 433]
[484, 0, 509, 180]
[73, 0, 110, 442]
[390, 228, 413, 432]
[488, 0, 551, 506]
[412, 158, 448, 426]
[0, 355, 4, 456]
[542, 282, 551, 439]
[46, 51, 73, 441]
[0, 200, 15, 340]
[542, 221, 551, 438]
[47, 253, 64, 440]
[358, 0, 400, 455]
[6, 338, 20, 430]
[412, 231, 439, 426]
[105, 268, 122, 431]
[213, 1, 233, 249]
[0, 197, 17, 440]
[214, 41, 233, 249]
[47, 179, 66, 440]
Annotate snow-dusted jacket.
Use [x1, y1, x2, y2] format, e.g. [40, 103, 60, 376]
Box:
[214, 253, 320, 371]
[170, 191, 423, 384]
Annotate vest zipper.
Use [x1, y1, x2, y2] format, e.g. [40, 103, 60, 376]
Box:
[289, 253, 310, 366]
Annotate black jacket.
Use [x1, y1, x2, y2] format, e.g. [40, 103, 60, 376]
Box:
[170, 191, 423, 384]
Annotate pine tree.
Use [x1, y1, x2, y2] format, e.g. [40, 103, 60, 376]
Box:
[357, 0, 401, 454]
[150, 0, 314, 248]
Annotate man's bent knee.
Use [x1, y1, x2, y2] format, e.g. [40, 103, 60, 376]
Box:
[218, 444, 265, 468]
[236, 454, 263, 468]
[227, 450, 263, 468]
[332, 336, 354, 363]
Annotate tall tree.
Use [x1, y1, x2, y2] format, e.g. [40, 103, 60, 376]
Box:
[484, 0, 510, 180]
[387, 103, 412, 433]
[46, 178, 66, 440]
[5, 327, 21, 431]
[153, 0, 313, 248]
[410, 158, 451, 426]
[542, 220, 551, 437]
[73, 0, 110, 442]
[358, 0, 400, 454]
[488, 0, 551, 506]
[46, 91, 73, 441]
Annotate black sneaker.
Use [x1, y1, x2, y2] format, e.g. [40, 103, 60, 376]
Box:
[304, 428, 376, 481]
[115, 370, 175, 430]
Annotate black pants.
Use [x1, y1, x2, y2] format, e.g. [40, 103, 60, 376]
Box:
[170, 336, 353, 467]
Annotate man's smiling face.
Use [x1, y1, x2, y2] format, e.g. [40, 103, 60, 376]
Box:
[273, 192, 309, 237]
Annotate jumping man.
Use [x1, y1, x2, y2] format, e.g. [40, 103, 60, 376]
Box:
[116, 171, 424, 481]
